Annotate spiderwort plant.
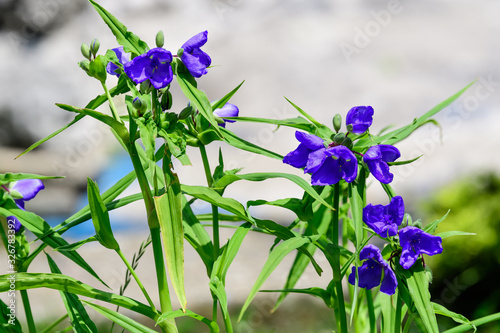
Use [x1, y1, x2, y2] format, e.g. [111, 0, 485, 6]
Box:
[0, 1, 490, 333]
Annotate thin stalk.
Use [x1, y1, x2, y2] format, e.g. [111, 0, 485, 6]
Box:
[332, 182, 348, 333]
[20, 290, 36, 333]
[101, 82, 122, 124]
[199, 144, 222, 326]
[116, 248, 157, 313]
[366, 289, 376, 333]
[199, 145, 219, 255]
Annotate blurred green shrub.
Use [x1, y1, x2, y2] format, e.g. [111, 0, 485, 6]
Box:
[422, 172, 500, 331]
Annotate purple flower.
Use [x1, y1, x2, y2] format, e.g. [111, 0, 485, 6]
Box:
[124, 48, 173, 89]
[283, 132, 325, 169]
[106, 46, 130, 77]
[348, 244, 397, 295]
[306, 145, 358, 186]
[363, 144, 400, 184]
[399, 226, 443, 269]
[346, 106, 374, 134]
[283, 131, 358, 186]
[213, 103, 239, 127]
[4, 179, 45, 233]
[181, 31, 211, 78]
[7, 216, 22, 233]
[363, 196, 405, 238]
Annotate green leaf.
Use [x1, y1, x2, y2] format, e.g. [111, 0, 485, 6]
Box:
[176, 70, 222, 137]
[247, 198, 310, 221]
[211, 80, 245, 111]
[56, 103, 129, 145]
[423, 210, 450, 234]
[16, 77, 129, 158]
[157, 309, 219, 333]
[219, 126, 283, 160]
[87, 178, 120, 250]
[46, 254, 98, 333]
[54, 236, 98, 252]
[284, 97, 322, 128]
[396, 262, 439, 333]
[211, 222, 251, 284]
[88, 55, 107, 83]
[213, 172, 334, 211]
[238, 235, 319, 321]
[0, 202, 107, 287]
[432, 302, 476, 331]
[0, 299, 23, 332]
[222, 116, 316, 132]
[88, 0, 148, 56]
[435, 231, 476, 239]
[0, 273, 157, 320]
[442, 312, 500, 333]
[359, 81, 475, 148]
[181, 195, 215, 273]
[82, 301, 158, 333]
[0, 173, 63, 186]
[154, 192, 187, 310]
[209, 277, 231, 323]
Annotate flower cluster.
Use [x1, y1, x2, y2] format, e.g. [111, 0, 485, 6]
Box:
[282, 106, 444, 295]
[349, 192, 443, 295]
[283, 105, 400, 186]
[2, 179, 45, 232]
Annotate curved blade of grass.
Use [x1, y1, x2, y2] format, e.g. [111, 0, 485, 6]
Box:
[432, 302, 476, 331]
[82, 301, 158, 333]
[0, 273, 156, 319]
[211, 80, 245, 111]
[238, 235, 319, 322]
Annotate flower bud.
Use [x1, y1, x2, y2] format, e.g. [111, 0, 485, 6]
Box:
[412, 220, 423, 229]
[133, 97, 143, 109]
[161, 90, 172, 111]
[177, 48, 184, 58]
[155, 30, 164, 48]
[343, 137, 353, 149]
[333, 133, 345, 145]
[78, 59, 90, 74]
[81, 43, 91, 60]
[346, 123, 354, 133]
[333, 114, 342, 133]
[90, 38, 100, 56]
[140, 80, 153, 94]
[179, 105, 193, 120]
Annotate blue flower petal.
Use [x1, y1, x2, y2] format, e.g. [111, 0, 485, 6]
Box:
[7, 216, 22, 233]
[310, 157, 342, 185]
[346, 106, 374, 134]
[283, 143, 311, 169]
[295, 131, 325, 150]
[399, 226, 443, 269]
[380, 266, 397, 295]
[182, 31, 208, 51]
[11, 179, 45, 201]
[213, 103, 239, 127]
[181, 31, 211, 78]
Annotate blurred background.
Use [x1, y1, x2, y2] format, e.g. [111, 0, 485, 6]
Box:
[1, 0, 500, 331]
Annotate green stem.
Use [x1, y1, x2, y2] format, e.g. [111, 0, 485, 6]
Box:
[199, 145, 219, 255]
[20, 289, 36, 333]
[332, 183, 348, 333]
[366, 289, 376, 333]
[116, 248, 157, 313]
[101, 82, 122, 124]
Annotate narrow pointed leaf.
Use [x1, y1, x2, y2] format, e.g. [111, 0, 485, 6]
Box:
[0, 273, 156, 319]
[46, 254, 98, 333]
[82, 301, 158, 333]
[222, 116, 316, 132]
[88, 0, 148, 56]
[238, 235, 319, 321]
[157, 309, 219, 333]
[219, 126, 283, 160]
[0, 173, 63, 186]
[154, 192, 187, 310]
[211, 80, 245, 111]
